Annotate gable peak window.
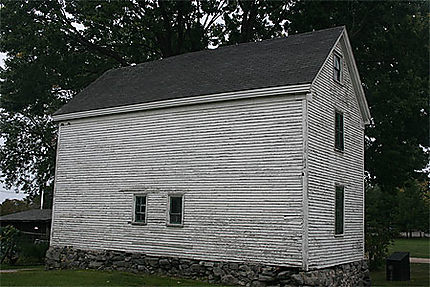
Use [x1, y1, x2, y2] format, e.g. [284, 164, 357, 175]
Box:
[335, 185, 345, 235]
[133, 194, 147, 224]
[333, 54, 342, 82]
[335, 111, 344, 151]
[168, 194, 183, 226]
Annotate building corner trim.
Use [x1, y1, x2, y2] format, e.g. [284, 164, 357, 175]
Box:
[302, 93, 310, 271]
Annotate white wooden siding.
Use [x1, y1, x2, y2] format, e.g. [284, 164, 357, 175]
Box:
[51, 95, 305, 267]
[307, 40, 365, 269]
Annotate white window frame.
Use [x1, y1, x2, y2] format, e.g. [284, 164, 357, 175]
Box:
[333, 53, 342, 83]
[132, 194, 147, 225]
[166, 194, 184, 227]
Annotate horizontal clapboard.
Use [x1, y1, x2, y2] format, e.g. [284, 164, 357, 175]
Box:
[307, 42, 365, 269]
[51, 94, 305, 267]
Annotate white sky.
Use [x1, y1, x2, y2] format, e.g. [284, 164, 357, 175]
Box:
[0, 188, 27, 203]
[0, 52, 6, 68]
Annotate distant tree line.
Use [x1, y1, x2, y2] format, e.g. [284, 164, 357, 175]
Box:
[1, 0, 428, 269]
[366, 179, 429, 269]
[0, 198, 38, 216]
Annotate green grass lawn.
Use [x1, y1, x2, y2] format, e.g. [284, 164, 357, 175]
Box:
[389, 238, 430, 258]
[0, 268, 219, 287]
[371, 263, 429, 287]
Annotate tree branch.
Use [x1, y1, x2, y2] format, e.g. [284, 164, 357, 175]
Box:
[56, 6, 129, 66]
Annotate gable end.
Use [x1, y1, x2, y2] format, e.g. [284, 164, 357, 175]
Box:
[311, 28, 371, 125]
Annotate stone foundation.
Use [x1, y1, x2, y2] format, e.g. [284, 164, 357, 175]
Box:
[45, 246, 370, 287]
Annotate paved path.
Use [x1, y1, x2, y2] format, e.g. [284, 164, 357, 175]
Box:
[410, 257, 430, 264]
[0, 268, 39, 273]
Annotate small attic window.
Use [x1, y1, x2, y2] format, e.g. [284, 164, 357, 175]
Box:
[333, 54, 342, 82]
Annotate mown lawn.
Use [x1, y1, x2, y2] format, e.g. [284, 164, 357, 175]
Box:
[370, 263, 429, 287]
[0, 268, 219, 287]
[388, 238, 430, 258]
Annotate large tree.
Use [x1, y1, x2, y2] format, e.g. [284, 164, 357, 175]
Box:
[0, 0, 291, 207]
[287, 0, 429, 269]
[288, 0, 429, 190]
[396, 179, 430, 237]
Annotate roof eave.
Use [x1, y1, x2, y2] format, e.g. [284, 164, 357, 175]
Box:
[341, 29, 371, 125]
[52, 83, 312, 122]
[0, 219, 51, 222]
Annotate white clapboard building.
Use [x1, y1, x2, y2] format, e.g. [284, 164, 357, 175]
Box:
[48, 26, 371, 286]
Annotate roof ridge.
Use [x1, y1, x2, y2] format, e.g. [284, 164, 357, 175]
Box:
[54, 26, 345, 117]
[114, 26, 345, 73]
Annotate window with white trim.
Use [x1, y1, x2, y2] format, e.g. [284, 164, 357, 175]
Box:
[133, 195, 147, 224]
[333, 54, 342, 82]
[168, 194, 183, 226]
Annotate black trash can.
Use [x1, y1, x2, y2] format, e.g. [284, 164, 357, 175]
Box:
[386, 252, 410, 281]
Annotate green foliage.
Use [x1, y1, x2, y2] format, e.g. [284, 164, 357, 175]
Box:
[287, 1, 429, 192]
[365, 181, 429, 269]
[0, 225, 21, 264]
[0, 198, 34, 216]
[0, 225, 48, 265]
[0, 0, 291, 208]
[395, 180, 430, 235]
[287, 0, 429, 270]
[16, 239, 49, 265]
[211, 0, 291, 45]
[365, 185, 397, 270]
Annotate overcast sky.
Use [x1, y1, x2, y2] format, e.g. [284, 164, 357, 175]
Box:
[0, 52, 6, 68]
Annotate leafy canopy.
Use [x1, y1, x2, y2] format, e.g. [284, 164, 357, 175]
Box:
[0, 0, 291, 207]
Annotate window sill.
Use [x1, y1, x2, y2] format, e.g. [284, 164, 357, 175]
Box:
[334, 148, 345, 154]
[166, 223, 184, 228]
[333, 79, 344, 87]
[334, 233, 344, 237]
[128, 221, 147, 226]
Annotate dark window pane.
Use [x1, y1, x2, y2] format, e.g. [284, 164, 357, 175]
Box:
[134, 195, 146, 223]
[334, 55, 341, 82]
[335, 186, 344, 234]
[170, 213, 182, 224]
[335, 112, 344, 151]
[169, 196, 182, 224]
[170, 197, 182, 214]
[136, 213, 145, 222]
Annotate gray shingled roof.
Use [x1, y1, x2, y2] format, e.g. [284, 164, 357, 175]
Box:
[55, 26, 344, 116]
[0, 209, 52, 222]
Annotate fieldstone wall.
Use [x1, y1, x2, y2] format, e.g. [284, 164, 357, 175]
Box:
[45, 246, 370, 287]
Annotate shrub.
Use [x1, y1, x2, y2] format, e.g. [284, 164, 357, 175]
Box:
[17, 238, 49, 265]
[365, 185, 397, 270]
[0, 225, 21, 264]
[0, 225, 49, 265]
